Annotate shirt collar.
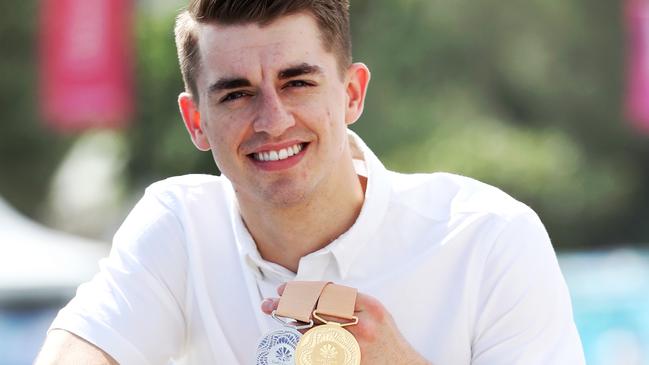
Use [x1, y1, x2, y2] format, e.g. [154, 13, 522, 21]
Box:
[228, 129, 391, 280]
[326, 130, 391, 278]
[228, 195, 295, 283]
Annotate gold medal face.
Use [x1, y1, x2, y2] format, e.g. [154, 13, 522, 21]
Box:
[295, 324, 361, 365]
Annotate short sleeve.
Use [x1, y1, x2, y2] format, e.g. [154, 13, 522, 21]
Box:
[471, 209, 585, 365]
[49, 189, 188, 365]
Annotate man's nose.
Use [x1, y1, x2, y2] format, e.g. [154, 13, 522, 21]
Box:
[253, 91, 295, 136]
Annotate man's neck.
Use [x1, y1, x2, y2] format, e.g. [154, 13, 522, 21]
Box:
[237, 159, 365, 273]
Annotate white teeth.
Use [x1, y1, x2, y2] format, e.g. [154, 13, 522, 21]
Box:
[253, 143, 304, 161]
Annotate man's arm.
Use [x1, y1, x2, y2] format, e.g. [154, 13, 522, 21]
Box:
[470, 210, 585, 364]
[35, 329, 118, 365]
[40, 189, 188, 364]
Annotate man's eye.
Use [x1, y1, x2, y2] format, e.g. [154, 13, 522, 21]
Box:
[285, 80, 312, 88]
[221, 91, 248, 103]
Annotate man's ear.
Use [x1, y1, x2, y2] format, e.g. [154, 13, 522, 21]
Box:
[344, 63, 371, 126]
[179, 92, 210, 151]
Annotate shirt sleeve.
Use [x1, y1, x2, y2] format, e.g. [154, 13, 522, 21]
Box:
[49, 189, 188, 365]
[470, 209, 586, 365]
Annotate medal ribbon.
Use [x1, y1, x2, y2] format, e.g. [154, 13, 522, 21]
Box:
[275, 281, 330, 323]
[315, 283, 358, 321]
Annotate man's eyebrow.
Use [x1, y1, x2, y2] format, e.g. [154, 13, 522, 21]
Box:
[208, 77, 252, 94]
[207, 64, 321, 95]
[278, 63, 323, 79]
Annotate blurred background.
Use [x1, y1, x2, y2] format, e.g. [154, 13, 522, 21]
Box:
[1, 0, 648, 364]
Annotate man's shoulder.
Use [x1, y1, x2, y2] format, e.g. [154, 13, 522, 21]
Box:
[141, 174, 233, 212]
[147, 173, 225, 189]
[117, 174, 233, 242]
[146, 174, 228, 196]
[386, 171, 532, 221]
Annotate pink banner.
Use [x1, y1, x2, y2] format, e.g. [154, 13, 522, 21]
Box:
[39, 0, 134, 132]
[625, 0, 649, 133]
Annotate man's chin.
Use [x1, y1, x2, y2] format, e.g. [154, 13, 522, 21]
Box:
[248, 179, 315, 208]
[259, 189, 309, 208]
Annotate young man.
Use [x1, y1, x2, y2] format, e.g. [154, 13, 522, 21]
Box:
[37, 1, 585, 364]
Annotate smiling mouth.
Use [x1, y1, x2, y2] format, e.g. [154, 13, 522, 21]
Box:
[249, 142, 308, 162]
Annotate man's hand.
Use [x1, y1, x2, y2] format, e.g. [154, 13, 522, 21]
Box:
[261, 283, 431, 365]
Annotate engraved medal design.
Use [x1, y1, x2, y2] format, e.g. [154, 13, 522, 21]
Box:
[256, 327, 302, 365]
[256, 282, 326, 365]
[295, 324, 361, 365]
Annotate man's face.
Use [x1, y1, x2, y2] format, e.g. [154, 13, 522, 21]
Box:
[189, 13, 362, 207]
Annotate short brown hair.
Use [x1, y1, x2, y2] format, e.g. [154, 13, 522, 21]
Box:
[174, 0, 352, 102]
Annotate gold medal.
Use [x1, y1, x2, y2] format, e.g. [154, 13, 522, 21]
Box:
[267, 282, 361, 365]
[295, 312, 361, 365]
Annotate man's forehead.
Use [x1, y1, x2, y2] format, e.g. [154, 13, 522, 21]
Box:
[195, 13, 335, 85]
[196, 13, 323, 58]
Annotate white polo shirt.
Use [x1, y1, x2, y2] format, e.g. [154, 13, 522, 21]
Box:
[50, 131, 585, 365]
